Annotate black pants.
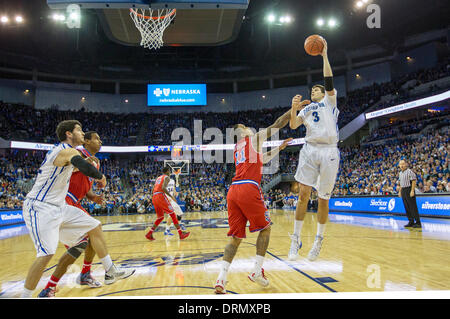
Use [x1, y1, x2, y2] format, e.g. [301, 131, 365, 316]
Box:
[401, 187, 421, 224]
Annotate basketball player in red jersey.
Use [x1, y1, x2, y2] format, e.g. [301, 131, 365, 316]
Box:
[145, 166, 190, 240]
[214, 107, 304, 294]
[38, 131, 108, 297]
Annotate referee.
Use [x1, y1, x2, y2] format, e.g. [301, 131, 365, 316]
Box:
[398, 160, 421, 229]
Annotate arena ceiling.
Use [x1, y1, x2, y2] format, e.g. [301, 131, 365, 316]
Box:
[0, 0, 449, 84]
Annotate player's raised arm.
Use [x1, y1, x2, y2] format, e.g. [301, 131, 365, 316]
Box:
[252, 109, 291, 151]
[262, 138, 293, 164]
[290, 95, 311, 130]
[321, 39, 335, 97]
[53, 148, 106, 186]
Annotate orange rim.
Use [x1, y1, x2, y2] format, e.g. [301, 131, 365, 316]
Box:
[129, 8, 176, 20]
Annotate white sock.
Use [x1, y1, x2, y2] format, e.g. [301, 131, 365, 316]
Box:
[317, 223, 326, 237]
[253, 255, 265, 274]
[101, 255, 114, 273]
[21, 288, 33, 298]
[293, 220, 304, 237]
[218, 260, 230, 281]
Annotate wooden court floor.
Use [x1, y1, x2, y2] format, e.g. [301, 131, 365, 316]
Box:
[0, 209, 449, 297]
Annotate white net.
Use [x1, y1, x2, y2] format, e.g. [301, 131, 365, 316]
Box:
[129, 8, 176, 50]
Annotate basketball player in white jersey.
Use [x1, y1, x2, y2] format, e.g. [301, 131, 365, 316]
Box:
[288, 39, 340, 261]
[164, 173, 186, 235]
[21, 120, 134, 298]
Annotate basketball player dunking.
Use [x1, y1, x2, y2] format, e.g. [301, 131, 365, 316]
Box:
[145, 166, 190, 241]
[214, 110, 294, 294]
[38, 131, 108, 297]
[21, 120, 134, 298]
[164, 172, 186, 236]
[288, 39, 340, 261]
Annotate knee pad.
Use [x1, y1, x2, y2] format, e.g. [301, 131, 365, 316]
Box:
[67, 240, 88, 259]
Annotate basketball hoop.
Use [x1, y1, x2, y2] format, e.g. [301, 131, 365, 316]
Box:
[129, 7, 176, 50]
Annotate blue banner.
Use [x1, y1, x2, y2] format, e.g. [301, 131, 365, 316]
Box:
[0, 210, 24, 227]
[329, 195, 450, 217]
[148, 84, 207, 106]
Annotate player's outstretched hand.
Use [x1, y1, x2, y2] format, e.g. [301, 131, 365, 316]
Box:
[292, 95, 311, 111]
[93, 194, 105, 205]
[280, 138, 293, 151]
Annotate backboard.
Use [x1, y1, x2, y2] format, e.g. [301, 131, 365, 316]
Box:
[47, 1, 249, 47]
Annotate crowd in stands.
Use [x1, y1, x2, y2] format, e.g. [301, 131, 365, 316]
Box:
[366, 109, 450, 142]
[334, 128, 449, 196]
[0, 104, 142, 146]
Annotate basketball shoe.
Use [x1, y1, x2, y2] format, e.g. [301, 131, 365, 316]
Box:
[179, 231, 190, 240]
[38, 287, 56, 298]
[104, 265, 136, 285]
[288, 234, 302, 261]
[307, 235, 324, 261]
[248, 268, 269, 287]
[145, 231, 156, 241]
[164, 228, 174, 236]
[76, 271, 102, 288]
[214, 279, 227, 294]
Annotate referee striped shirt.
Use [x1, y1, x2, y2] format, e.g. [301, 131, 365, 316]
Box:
[399, 168, 416, 188]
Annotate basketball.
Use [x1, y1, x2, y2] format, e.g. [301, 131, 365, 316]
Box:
[304, 35, 325, 56]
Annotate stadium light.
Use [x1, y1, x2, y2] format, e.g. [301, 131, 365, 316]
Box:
[52, 13, 66, 21]
[279, 16, 292, 24]
[356, 1, 363, 8]
[0, 16, 8, 23]
[316, 18, 324, 26]
[328, 18, 337, 28]
[15, 16, 23, 23]
[266, 13, 276, 23]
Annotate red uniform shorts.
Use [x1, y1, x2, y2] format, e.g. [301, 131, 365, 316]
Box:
[226, 182, 271, 239]
[152, 192, 174, 218]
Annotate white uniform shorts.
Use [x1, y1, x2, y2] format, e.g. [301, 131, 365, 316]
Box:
[294, 143, 340, 200]
[168, 197, 183, 216]
[23, 198, 101, 257]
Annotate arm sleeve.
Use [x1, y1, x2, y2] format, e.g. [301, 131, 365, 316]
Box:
[324, 76, 334, 92]
[70, 155, 103, 180]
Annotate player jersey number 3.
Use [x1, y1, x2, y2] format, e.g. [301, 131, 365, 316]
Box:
[312, 111, 320, 122]
[235, 148, 246, 165]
